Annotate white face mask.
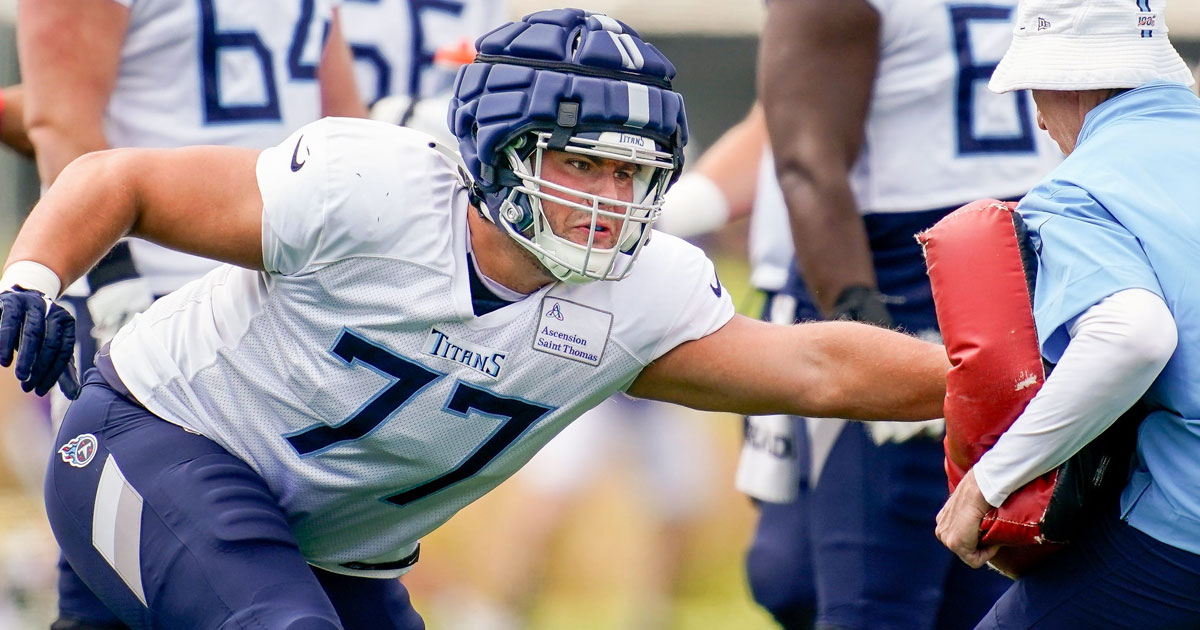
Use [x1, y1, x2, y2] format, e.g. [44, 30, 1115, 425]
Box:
[495, 131, 677, 284]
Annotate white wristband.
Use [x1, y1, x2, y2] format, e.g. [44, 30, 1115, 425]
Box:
[656, 173, 731, 238]
[1, 260, 63, 298]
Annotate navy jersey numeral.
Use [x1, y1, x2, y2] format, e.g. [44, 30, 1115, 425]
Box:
[949, 6, 1035, 155]
[198, 0, 325, 123]
[384, 383, 551, 506]
[405, 0, 465, 97]
[343, 0, 465, 104]
[286, 329, 553, 507]
[342, 0, 391, 103]
[285, 331, 442, 456]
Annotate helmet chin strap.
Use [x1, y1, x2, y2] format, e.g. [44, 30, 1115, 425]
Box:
[494, 188, 620, 285]
[498, 194, 535, 233]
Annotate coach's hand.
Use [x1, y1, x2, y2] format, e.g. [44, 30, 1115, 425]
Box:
[0, 286, 80, 399]
[936, 468, 999, 568]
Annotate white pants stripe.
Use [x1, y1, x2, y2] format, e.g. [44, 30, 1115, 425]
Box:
[92, 454, 148, 606]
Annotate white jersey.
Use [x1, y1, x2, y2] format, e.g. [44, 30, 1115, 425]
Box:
[339, 0, 507, 104]
[78, 0, 337, 296]
[853, 0, 1061, 214]
[108, 118, 734, 577]
[748, 0, 1062, 291]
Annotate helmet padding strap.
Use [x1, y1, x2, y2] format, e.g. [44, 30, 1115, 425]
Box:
[548, 102, 580, 151]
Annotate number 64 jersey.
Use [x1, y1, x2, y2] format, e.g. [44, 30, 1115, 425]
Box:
[80, 0, 339, 298]
[108, 117, 735, 578]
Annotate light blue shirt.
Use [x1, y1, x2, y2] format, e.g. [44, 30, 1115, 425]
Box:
[1018, 81, 1200, 555]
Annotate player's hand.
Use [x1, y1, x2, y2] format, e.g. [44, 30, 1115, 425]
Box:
[0, 286, 80, 398]
[87, 277, 154, 346]
[935, 468, 999, 568]
[832, 285, 894, 328]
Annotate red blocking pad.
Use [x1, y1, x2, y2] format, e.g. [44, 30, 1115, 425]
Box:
[922, 199, 1143, 578]
[919, 199, 1062, 577]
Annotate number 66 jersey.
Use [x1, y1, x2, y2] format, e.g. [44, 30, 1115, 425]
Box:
[108, 117, 735, 577]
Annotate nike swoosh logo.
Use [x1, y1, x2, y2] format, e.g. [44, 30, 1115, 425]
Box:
[709, 268, 722, 297]
[290, 135, 307, 172]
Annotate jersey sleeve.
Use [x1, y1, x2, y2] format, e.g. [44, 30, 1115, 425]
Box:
[1019, 185, 1164, 363]
[257, 121, 331, 275]
[257, 117, 462, 276]
[610, 233, 737, 364]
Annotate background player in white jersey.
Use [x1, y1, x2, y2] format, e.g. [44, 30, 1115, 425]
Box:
[17, 1, 363, 627]
[18, 0, 365, 381]
[338, 0, 506, 106]
[343, 0, 506, 175]
[752, 0, 1063, 627]
[1, 9, 950, 628]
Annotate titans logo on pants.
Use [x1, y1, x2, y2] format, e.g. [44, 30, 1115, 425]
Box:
[59, 433, 99, 468]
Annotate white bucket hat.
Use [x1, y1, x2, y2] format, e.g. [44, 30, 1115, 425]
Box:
[990, 0, 1195, 93]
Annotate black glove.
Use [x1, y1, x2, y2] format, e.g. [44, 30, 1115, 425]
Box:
[0, 287, 80, 398]
[832, 285, 894, 328]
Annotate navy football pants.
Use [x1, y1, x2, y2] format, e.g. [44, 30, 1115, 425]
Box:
[46, 370, 424, 630]
[979, 504, 1200, 629]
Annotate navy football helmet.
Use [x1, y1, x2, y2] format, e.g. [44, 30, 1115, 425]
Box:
[449, 9, 688, 283]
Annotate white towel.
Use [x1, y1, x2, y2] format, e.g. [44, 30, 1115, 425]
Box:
[735, 414, 801, 503]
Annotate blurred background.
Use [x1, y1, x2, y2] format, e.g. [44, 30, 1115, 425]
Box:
[0, 2, 1198, 629]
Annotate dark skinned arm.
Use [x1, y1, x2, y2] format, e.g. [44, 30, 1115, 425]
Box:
[758, 0, 881, 317]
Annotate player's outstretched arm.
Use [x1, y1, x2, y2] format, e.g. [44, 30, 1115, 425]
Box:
[5, 146, 266, 290]
[627, 314, 947, 421]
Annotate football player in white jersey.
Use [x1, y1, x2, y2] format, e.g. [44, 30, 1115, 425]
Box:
[17, 2, 365, 627]
[3, 10, 949, 629]
[751, 0, 1063, 627]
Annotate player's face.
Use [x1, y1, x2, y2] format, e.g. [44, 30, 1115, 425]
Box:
[538, 150, 640, 250]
